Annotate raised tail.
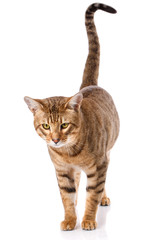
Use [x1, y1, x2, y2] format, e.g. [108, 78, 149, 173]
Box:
[80, 3, 117, 90]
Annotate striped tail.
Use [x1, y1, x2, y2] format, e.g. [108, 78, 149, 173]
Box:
[80, 3, 117, 90]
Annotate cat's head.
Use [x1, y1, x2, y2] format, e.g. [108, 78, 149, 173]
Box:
[24, 93, 83, 148]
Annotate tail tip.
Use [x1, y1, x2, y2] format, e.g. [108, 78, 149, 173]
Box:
[93, 3, 117, 14]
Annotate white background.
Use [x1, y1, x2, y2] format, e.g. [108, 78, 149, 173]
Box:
[0, 0, 153, 239]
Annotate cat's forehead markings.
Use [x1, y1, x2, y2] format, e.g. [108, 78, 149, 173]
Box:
[61, 116, 65, 123]
[42, 113, 50, 123]
[46, 98, 52, 114]
[46, 98, 53, 123]
[46, 99, 60, 123]
[46, 97, 67, 123]
[51, 104, 58, 113]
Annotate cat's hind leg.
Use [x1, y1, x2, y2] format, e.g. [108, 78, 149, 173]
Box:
[100, 151, 110, 206]
[74, 171, 81, 206]
[100, 187, 110, 206]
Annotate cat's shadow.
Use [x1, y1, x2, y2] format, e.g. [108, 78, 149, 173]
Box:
[96, 205, 111, 229]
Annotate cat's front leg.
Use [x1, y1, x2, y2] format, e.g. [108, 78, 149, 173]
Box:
[82, 160, 108, 230]
[56, 168, 77, 231]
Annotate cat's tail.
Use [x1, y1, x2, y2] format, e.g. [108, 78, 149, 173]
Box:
[80, 3, 117, 90]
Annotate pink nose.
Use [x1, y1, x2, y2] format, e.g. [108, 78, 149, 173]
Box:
[52, 138, 60, 144]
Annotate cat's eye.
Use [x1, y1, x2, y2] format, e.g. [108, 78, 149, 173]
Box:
[42, 123, 50, 130]
[61, 123, 69, 129]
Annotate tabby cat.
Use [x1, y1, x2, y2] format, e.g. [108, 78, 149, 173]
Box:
[24, 3, 119, 231]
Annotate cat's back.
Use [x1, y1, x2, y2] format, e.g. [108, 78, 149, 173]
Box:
[80, 86, 119, 150]
[80, 86, 118, 118]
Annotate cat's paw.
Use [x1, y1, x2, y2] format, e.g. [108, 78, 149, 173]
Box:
[100, 197, 110, 206]
[60, 219, 76, 231]
[81, 220, 97, 230]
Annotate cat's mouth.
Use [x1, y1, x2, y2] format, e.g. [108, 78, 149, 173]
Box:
[47, 140, 66, 149]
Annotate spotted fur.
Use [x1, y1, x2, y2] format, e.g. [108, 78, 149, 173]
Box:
[24, 3, 119, 231]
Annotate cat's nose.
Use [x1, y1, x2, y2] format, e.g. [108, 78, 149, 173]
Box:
[52, 138, 60, 144]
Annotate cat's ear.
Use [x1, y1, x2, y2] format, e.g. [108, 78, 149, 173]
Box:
[66, 93, 83, 111]
[24, 96, 42, 114]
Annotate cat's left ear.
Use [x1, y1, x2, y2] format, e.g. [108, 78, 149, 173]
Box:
[66, 93, 83, 112]
[24, 96, 42, 114]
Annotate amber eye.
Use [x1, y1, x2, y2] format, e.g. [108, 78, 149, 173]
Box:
[42, 123, 50, 130]
[61, 123, 69, 129]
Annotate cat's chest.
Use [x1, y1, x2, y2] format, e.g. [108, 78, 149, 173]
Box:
[48, 146, 92, 168]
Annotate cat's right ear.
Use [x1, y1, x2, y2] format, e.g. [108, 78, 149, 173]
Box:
[65, 93, 83, 112]
[24, 96, 42, 114]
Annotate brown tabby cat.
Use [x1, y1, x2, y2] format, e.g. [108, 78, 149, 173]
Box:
[24, 3, 119, 231]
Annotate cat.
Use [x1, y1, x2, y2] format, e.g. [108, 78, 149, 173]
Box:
[24, 3, 119, 231]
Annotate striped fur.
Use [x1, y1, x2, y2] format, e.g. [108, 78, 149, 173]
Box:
[24, 3, 119, 231]
[80, 3, 116, 90]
